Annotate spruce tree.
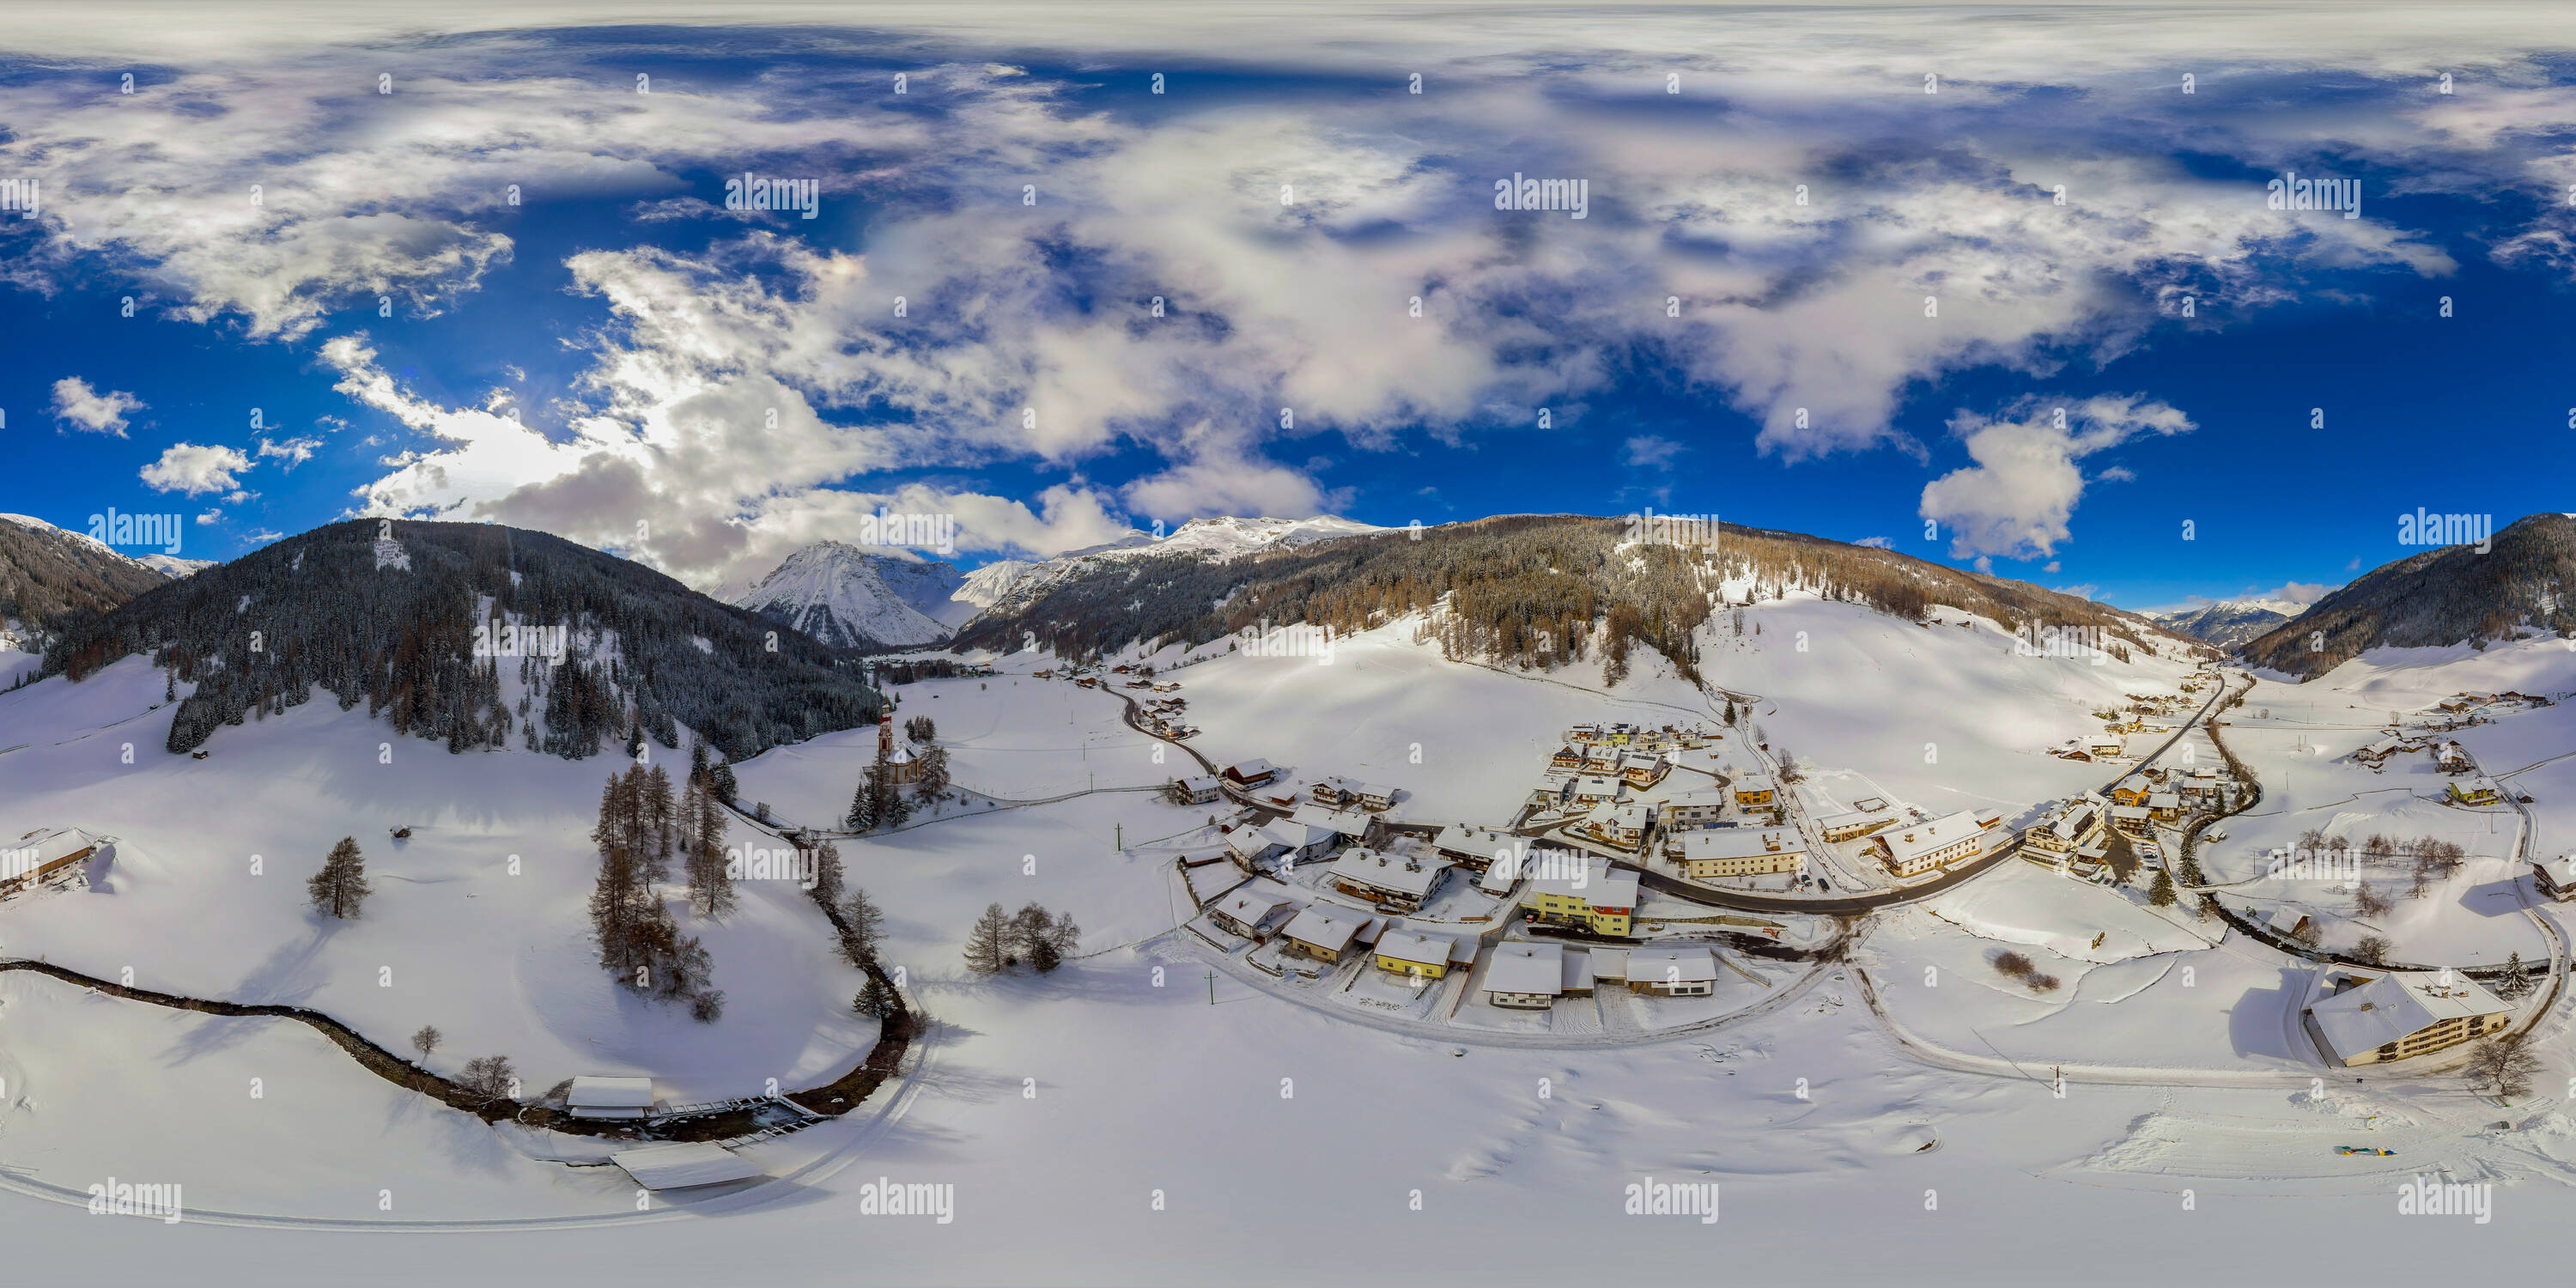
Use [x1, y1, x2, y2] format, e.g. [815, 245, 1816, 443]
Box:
[854, 973, 900, 1018]
[2149, 869, 2178, 908]
[307, 836, 371, 920]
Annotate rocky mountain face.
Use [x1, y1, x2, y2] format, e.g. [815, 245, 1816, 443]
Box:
[2151, 600, 2293, 650]
[2242, 513, 2576, 678]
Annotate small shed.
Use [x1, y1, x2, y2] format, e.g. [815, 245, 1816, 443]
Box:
[566, 1076, 658, 1120]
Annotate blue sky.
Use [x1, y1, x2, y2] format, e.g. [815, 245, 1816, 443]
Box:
[6, 4, 2576, 612]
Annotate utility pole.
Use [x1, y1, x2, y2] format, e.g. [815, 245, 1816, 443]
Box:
[1207, 969, 1216, 1005]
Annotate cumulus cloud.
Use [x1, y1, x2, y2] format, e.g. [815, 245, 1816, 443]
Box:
[1920, 395, 2196, 562]
[140, 442, 253, 495]
[51, 377, 143, 436]
[257, 436, 322, 469]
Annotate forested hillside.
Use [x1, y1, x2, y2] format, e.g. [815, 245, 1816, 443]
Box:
[953, 514, 2187, 680]
[38, 519, 880, 759]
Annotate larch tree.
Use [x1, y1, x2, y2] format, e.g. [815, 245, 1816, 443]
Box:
[963, 902, 1011, 975]
[307, 835, 372, 920]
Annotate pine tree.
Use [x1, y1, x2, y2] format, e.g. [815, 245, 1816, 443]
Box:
[2500, 951, 2530, 998]
[307, 836, 371, 919]
[963, 902, 1011, 975]
[709, 759, 738, 805]
[2148, 869, 2177, 908]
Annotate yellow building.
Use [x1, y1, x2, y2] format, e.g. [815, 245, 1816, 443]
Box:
[1522, 856, 1641, 937]
[1732, 775, 1776, 808]
[1372, 929, 1458, 980]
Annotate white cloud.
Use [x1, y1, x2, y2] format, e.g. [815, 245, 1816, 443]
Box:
[257, 436, 322, 469]
[1623, 435, 1685, 468]
[50, 377, 143, 436]
[1853, 535, 1893, 549]
[1920, 395, 2196, 562]
[139, 442, 253, 495]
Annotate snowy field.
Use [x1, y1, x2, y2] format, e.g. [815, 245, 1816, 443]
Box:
[10, 630, 2576, 1283]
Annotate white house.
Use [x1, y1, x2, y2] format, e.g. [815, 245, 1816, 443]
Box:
[1223, 823, 1292, 867]
[1483, 941, 1565, 1009]
[1873, 811, 1987, 877]
[1659, 790, 1731, 831]
[1209, 888, 1295, 939]
[566, 1076, 658, 1120]
[1310, 776, 1396, 811]
[1624, 945, 1719, 996]
[1168, 775, 1222, 805]
[1289, 802, 1378, 848]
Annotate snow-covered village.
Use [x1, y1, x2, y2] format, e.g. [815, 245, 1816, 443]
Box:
[10, 4, 2576, 1286]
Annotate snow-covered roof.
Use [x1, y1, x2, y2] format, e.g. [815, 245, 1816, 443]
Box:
[1326, 847, 1451, 898]
[1734, 775, 1776, 793]
[1174, 775, 1218, 792]
[1224, 824, 1289, 858]
[1484, 941, 1564, 995]
[2147, 792, 2180, 809]
[2117, 775, 2150, 793]
[567, 1076, 656, 1109]
[1432, 823, 1516, 861]
[1225, 758, 1276, 779]
[1314, 775, 1393, 799]
[1589, 948, 1631, 980]
[1880, 811, 1986, 865]
[1561, 949, 1595, 991]
[2109, 805, 2150, 820]
[1661, 789, 1730, 809]
[1289, 803, 1374, 835]
[1680, 829, 1804, 862]
[1528, 855, 1638, 908]
[1571, 775, 1625, 797]
[9, 828, 101, 868]
[2048, 802, 2099, 841]
[2309, 972, 2508, 1062]
[1376, 929, 1456, 967]
[1584, 801, 1649, 829]
[1212, 890, 1291, 929]
[1626, 945, 1718, 986]
[1282, 905, 1364, 951]
[1816, 807, 1893, 831]
[610, 1142, 765, 1191]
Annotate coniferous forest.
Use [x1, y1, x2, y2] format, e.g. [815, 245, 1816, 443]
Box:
[37, 519, 881, 760]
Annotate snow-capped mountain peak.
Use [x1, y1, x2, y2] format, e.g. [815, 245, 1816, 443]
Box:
[728, 541, 966, 651]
